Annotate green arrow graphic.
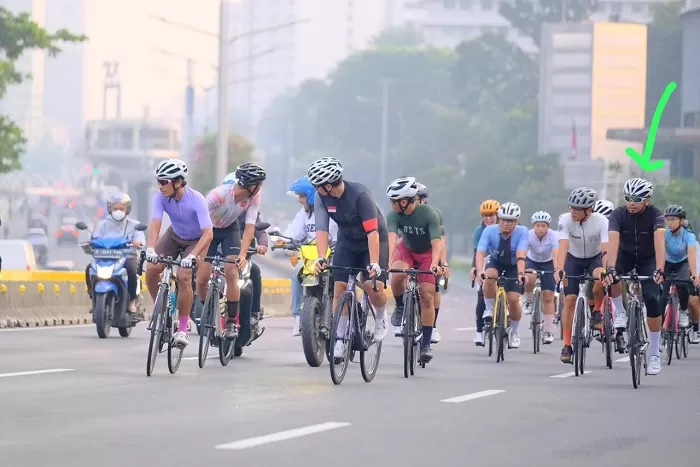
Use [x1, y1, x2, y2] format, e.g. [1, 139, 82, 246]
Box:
[625, 81, 677, 172]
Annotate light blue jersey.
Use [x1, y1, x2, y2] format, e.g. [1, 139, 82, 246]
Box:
[665, 227, 696, 264]
[477, 224, 529, 266]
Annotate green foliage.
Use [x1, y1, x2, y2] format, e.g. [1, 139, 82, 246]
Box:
[0, 7, 86, 174]
[654, 178, 700, 224]
[371, 25, 425, 49]
[190, 133, 256, 193]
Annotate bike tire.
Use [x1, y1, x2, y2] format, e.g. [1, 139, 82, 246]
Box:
[360, 303, 382, 383]
[603, 296, 613, 369]
[300, 295, 325, 367]
[557, 293, 564, 340]
[146, 286, 167, 377]
[574, 297, 586, 376]
[411, 295, 421, 375]
[94, 293, 112, 338]
[496, 292, 506, 363]
[682, 328, 689, 358]
[487, 324, 494, 356]
[402, 293, 414, 379]
[532, 291, 541, 355]
[198, 286, 216, 368]
[628, 302, 640, 389]
[219, 332, 235, 366]
[329, 294, 353, 385]
[168, 316, 184, 374]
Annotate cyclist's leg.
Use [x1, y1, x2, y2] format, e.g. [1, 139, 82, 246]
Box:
[389, 240, 411, 332]
[504, 264, 524, 348]
[291, 261, 303, 334]
[639, 259, 662, 373]
[146, 227, 176, 301]
[675, 261, 691, 327]
[361, 238, 389, 340]
[589, 254, 604, 329]
[330, 242, 357, 354]
[523, 258, 537, 315]
[220, 224, 243, 336]
[411, 249, 437, 353]
[196, 228, 224, 304]
[175, 238, 199, 340]
[690, 293, 700, 342]
[561, 253, 583, 362]
[611, 252, 634, 329]
[481, 257, 500, 320]
[539, 260, 556, 342]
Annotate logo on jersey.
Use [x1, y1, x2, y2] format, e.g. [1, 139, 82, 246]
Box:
[558, 223, 564, 232]
[402, 225, 426, 236]
[328, 206, 337, 213]
[306, 224, 316, 233]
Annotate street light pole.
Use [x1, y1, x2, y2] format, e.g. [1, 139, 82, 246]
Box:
[379, 79, 390, 190]
[216, 0, 230, 184]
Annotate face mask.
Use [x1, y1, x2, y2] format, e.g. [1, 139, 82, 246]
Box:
[111, 210, 126, 221]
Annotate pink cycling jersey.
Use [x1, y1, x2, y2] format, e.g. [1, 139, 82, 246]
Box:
[206, 184, 261, 229]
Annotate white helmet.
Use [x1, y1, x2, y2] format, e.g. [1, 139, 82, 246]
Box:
[593, 200, 615, 217]
[531, 211, 551, 224]
[568, 187, 596, 209]
[307, 157, 343, 186]
[386, 176, 418, 200]
[498, 202, 521, 220]
[623, 177, 653, 198]
[155, 158, 188, 180]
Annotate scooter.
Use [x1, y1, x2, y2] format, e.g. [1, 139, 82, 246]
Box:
[77, 221, 147, 338]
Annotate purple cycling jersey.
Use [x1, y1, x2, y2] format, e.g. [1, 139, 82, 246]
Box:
[152, 187, 212, 240]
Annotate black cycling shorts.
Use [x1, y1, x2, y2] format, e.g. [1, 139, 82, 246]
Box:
[205, 222, 242, 260]
[484, 257, 523, 294]
[331, 239, 389, 286]
[563, 253, 603, 296]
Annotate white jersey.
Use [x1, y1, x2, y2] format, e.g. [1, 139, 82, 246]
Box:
[526, 228, 558, 263]
[557, 212, 609, 259]
[284, 207, 338, 243]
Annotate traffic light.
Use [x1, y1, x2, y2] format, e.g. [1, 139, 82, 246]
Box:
[92, 167, 99, 176]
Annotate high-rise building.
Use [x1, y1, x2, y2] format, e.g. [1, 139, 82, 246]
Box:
[0, 0, 46, 147]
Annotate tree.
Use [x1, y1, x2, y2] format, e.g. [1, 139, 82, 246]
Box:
[190, 133, 256, 192]
[654, 178, 700, 225]
[0, 7, 86, 173]
[371, 25, 425, 49]
[498, 0, 598, 48]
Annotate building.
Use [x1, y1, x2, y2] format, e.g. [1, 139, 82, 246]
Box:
[538, 22, 648, 192]
[0, 0, 46, 147]
[390, 0, 671, 52]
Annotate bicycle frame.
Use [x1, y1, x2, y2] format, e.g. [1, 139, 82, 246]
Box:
[618, 271, 652, 388]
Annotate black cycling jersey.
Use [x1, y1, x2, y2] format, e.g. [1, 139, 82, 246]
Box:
[608, 204, 665, 260]
[314, 180, 388, 250]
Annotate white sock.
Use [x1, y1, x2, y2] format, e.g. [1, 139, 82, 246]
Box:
[649, 331, 661, 357]
[544, 315, 556, 334]
[511, 320, 520, 333]
[375, 304, 386, 319]
[612, 296, 626, 315]
[484, 297, 495, 310]
[525, 292, 534, 302]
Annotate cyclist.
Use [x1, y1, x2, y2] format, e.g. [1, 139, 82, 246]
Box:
[386, 177, 443, 363]
[523, 211, 559, 344]
[470, 199, 500, 346]
[661, 205, 700, 332]
[308, 157, 391, 355]
[686, 220, 700, 343]
[88, 192, 145, 319]
[284, 176, 338, 336]
[145, 159, 213, 348]
[409, 182, 449, 344]
[555, 187, 608, 364]
[602, 178, 665, 376]
[475, 202, 528, 349]
[196, 163, 266, 339]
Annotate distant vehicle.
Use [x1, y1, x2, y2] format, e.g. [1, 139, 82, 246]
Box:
[0, 239, 38, 271]
[26, 227, 49, 265]
[28, 214, 48, 232]
[56, 217, 79, 247]
[44, 260, 76, 271]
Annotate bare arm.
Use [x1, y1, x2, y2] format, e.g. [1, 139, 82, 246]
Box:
[653, 229, 665, 271]
[190, 227, 213, 259]
[606, 232, 620, 268]
[148, 219, 162, 249]
[388, 232, 398, 266]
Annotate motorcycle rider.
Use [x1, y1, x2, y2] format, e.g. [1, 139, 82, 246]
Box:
[284, 176, 338, 336]
[236, 210, 269, 334]
[88, 192, 145, 319]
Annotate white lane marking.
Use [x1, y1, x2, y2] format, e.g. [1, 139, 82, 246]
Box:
[616, 356, 630, 362]
[182, 355, 217, 361]
[214, 422, 351, 450]
[0, 368, 75, 379]
[455, 327, 476, 331]
[0, 324, 90, 333]
[550, 370, 593, 378]
[440, 389, 506, 403]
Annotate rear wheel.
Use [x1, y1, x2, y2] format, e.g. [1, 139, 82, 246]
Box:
[495, 293, 506, 363]
[403, 293, 414, 378]
[198, 286, 216, 368]
[146, 286, 167, 377]
[118, 326, 132, 337]
[629, 303, 641, 389]
[532, 291, 541, 354]
[603, 297, 613, 369]
[573, 297, 586, 376]
[167, 292, 184, 374]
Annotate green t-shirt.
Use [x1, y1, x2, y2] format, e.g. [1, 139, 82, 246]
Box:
[387, 204, 442, 253]
[430, 205, 445, 235]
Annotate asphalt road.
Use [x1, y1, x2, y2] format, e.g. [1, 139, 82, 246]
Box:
[1, 292, 698, 467]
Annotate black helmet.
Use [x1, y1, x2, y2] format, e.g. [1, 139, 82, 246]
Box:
[664, 205, 686, 218]
[234, 163, 266, 187]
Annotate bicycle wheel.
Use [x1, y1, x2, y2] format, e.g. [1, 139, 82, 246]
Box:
[168, 315, 184, 374]
[556, 292, 564, 340]
[360, 303, 382, 383]
[146, 285, 167, 377]
[495, 292, 506, 363]
[602, 296, 613, 369]
[532, 290, 541, 354]
[573, 297, 586, 376]
[402, 292, 414, 379]
[487, 322, 494, 357]
[198, 286, 216, 368]
[329, 294, 353, 385]
[410, 298, 421, 375]
[682, 328, 689, 358]
[628, 302, 640, 389]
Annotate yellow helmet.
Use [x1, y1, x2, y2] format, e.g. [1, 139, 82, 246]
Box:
[480, 199, 500, 215]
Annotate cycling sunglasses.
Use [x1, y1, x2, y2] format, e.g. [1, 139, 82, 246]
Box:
[624, 195, 646, 203]
[157, 179, 171, 186]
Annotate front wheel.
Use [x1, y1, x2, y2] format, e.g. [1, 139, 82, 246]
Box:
[198, 286, 217, 368]
[94, 293, 112, 338]
[118, 326, 132, 337]
[329, 294, 353, 385]
[300, 295, 325, 367]
[531, 291, 541, 355]
[360, 303, 382, 383]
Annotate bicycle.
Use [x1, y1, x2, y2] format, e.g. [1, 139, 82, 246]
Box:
[554, 288, 564, 340]
[661, 275, 695, 365]
[388, 267, 436, 378]
[482, 270, 520, 363]
[559, 271, 599, 376]
[600, 284, 615, 369]
[326, 265, 382, 385]
[138, 251, 196, 377]
[616, 270, 653, 389]
[198, 252, 254, 369]
[527, 270, 555, 354]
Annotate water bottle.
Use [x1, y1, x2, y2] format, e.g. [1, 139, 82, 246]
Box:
[169, 290, 177, 317]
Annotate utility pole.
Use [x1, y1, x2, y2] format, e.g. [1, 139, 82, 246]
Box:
[379, 79, 391, 191]
[103, 61, 121, 119]
[216, 0, 230, 184]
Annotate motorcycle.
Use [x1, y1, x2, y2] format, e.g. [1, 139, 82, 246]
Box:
[77, 221, 148, 338]
[271, 232, 334, 367]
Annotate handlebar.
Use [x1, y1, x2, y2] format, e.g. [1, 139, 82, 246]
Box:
[324, 264, 378, 292]
[388, 268, 437, 275]
[136, 250, 197, 275]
